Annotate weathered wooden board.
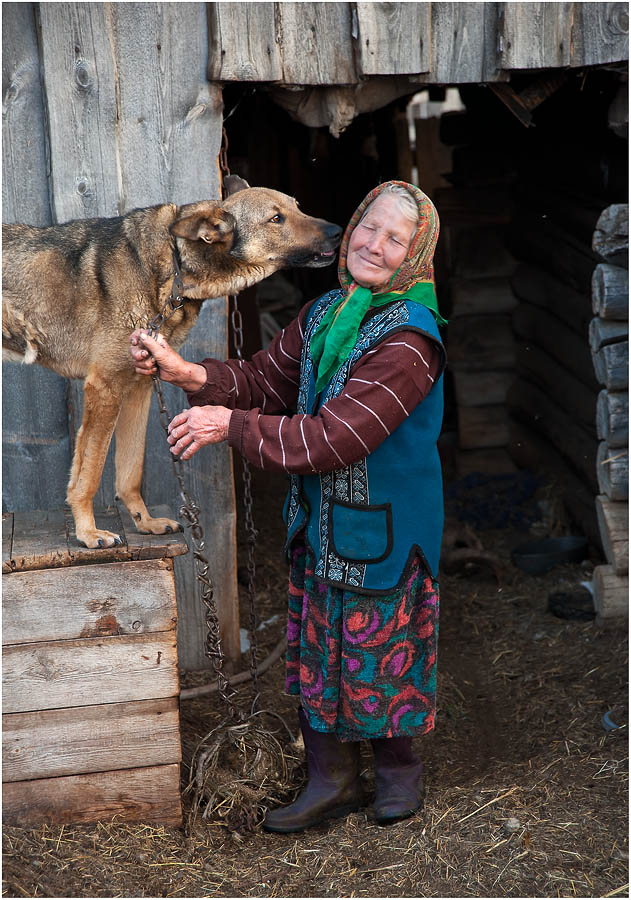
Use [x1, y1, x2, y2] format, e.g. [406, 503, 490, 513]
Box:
[2, 3, 72, 513]
[8, 509, 71, 573]
[452, 369, 513, 407]
[426, 1, 503, 83]
[596, 390, 628, 448]
[511, 264, 593, 337]
[356, 3, 431, 76]
[515, 341, 597, 431]
[3, 632, 179, 715]
[597, 442, 629, 502]
[592, 341, 629, 392]
[448, 316, 516, 372]
[502, 2, 573, 70]
[449, 277, 518, 317]
[592, 263, 629, 320]
[589, 317, 629, 353]
[208, 2, 282, 81]
[3, 698, 181, 783]
[595, 495, 629, 575]
[593, 564, 628, 625]
[2, 514, 14, 571]
[457, 405, 511, 450]
[592, 203, 629, 266]
[508, 378, 598, 489]
[512, 302, 599, 391]
[573, 3, 629, 68]
[2, 763, 182, 827]
[3, 559, 177, 647]
[277, 4, 357, 85]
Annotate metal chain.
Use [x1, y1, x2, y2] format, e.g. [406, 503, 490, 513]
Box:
[221, 127, 261, 696]
[146, 293, 243, 723]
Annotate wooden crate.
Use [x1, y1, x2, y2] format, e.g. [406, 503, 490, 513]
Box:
[2, 503, 188, 827]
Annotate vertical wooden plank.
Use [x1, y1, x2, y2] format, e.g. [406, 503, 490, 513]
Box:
[30, 3, 238, 669]
[355, 3, 431, 75]
[277, 3, 357, 84]
[208, 2, 283, 81]
[427, 2, 503, 83]
[2, 3, 72, 513]
[572, 3, 629, 67]
[501, 2, 573, 70]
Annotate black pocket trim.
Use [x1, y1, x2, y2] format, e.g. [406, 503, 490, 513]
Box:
[328, 498, 393, 564]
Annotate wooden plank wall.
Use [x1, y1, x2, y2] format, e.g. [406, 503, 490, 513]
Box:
[207, 2, 628, 84]
[2, 2, 238, 670]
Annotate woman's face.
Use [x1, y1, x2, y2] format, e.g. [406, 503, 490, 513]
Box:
[346, 194, 416, 289]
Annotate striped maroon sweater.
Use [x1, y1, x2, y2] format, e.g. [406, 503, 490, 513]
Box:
[186, 299, 443, 475]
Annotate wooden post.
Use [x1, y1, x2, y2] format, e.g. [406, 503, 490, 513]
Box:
[593, 565, 628, 625]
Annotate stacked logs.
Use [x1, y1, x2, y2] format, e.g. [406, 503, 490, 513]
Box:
[436, 109, 519, 476]
[590, 205, 629, 623]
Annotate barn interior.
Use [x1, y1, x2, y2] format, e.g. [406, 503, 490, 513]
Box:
[221, 69, 628, 588]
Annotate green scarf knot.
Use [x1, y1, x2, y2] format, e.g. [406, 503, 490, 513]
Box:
[310, 281, 446, 394]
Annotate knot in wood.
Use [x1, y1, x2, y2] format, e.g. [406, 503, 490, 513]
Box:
[75, 175, 92, 197]
[74, 58, 92, 90]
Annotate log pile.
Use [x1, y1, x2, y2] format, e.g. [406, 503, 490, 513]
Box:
[436, 109, 519, 476]
[590, 207, 629, 624]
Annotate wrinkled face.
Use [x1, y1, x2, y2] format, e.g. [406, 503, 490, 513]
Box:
[223, 187, 342, 269]
[347, 195, 416, 289]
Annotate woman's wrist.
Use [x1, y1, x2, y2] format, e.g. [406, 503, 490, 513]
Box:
[174, 362, 208, 392]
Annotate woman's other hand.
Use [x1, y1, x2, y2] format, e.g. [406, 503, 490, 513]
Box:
[129, 330, 206, 391]
[167, 406, 232, 460]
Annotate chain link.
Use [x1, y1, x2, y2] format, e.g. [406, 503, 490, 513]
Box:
[147, 285, 243, 722]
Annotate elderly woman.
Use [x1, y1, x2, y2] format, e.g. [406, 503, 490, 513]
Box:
[130, 181, 446, 832]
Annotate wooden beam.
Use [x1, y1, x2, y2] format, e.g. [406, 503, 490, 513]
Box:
[2, 764, 182, 827]
[592, 204, 629, 267]
[592, 263, 629, 320]
[592, 341, 629, 392]
[593, 564, 628, 625]
[596, 390, 628, 449]
[597, 442, 629, 501]
[3, 698, 181, 783]
[595, 495, 629, 575]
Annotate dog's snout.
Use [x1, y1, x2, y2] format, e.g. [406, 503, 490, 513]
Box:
[324, 223, 343, 242]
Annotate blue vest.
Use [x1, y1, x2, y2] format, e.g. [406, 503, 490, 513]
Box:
[284, 289, 446, 595]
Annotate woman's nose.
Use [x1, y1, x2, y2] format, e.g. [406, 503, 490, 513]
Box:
[365, 231, 385, 253]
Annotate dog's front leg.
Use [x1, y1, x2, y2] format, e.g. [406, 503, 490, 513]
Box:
[67, 368, 125, 548]
[114, 379, 181, 536]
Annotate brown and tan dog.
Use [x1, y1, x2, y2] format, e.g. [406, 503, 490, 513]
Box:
[3, 177, 341, 548]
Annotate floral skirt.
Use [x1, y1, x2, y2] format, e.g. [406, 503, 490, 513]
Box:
[285, 540, 439, 742]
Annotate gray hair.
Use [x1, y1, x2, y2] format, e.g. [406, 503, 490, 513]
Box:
[363, 184, 419, 225]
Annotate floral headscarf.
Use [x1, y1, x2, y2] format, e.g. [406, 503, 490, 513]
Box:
[311, 181, 444, 393]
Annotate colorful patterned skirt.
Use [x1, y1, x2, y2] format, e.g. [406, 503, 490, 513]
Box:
[285, 540, 439, 742]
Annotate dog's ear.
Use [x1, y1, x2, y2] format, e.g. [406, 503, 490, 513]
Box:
[223, 174, 250, 196]
[170, 207, 235, 244]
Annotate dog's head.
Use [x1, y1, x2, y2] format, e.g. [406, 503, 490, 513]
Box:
[221, 178, 342, 270]
[169, 203, 236, 249]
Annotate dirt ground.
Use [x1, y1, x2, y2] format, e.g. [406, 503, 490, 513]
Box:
[2, 466, 628, 899]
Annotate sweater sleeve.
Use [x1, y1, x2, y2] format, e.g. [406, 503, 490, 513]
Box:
[227, 330, 444, 474]
[185, 299, 316, 413]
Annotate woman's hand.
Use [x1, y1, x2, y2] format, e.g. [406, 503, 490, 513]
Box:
[167, 406, 232, 460]
[129, 330, 206, 391]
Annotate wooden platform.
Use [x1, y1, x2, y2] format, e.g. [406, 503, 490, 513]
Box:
[2, 504, 188, 827]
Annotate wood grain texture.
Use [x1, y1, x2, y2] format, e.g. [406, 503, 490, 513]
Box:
[277, 3, 357, 84]
[3, 698, 181, 783]
[2, 763, 182, 826]
[596, 390, 628, 448]
[572, 3, 629, 68]
[593, 564, 628, 625]
[426, 2, 502, 83]
[592, 264, 629, 320]
[208, 2, 282, 81]
[3, 559, 177, 647]
[592, 341, 629, 392]
[597, 442, 629, 501]
[595, 495, 629, 574]
[3, 632, 179, 715]
[356, 3, 430, 76]
[502, 3, 573, 70]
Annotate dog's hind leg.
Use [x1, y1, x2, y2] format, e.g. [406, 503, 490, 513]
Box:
[67, 368, 125, 549]
[114, 379, 181, 536]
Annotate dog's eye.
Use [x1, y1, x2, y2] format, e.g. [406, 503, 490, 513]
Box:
[269, 213, 285, 224]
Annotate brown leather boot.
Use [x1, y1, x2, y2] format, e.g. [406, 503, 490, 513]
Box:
[371, 736, 424, 824]
[263, 709, 364, 833]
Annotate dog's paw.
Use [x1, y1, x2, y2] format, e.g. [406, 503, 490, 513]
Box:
[135, 516, 182, 536]
[78, 529, 124, 549]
